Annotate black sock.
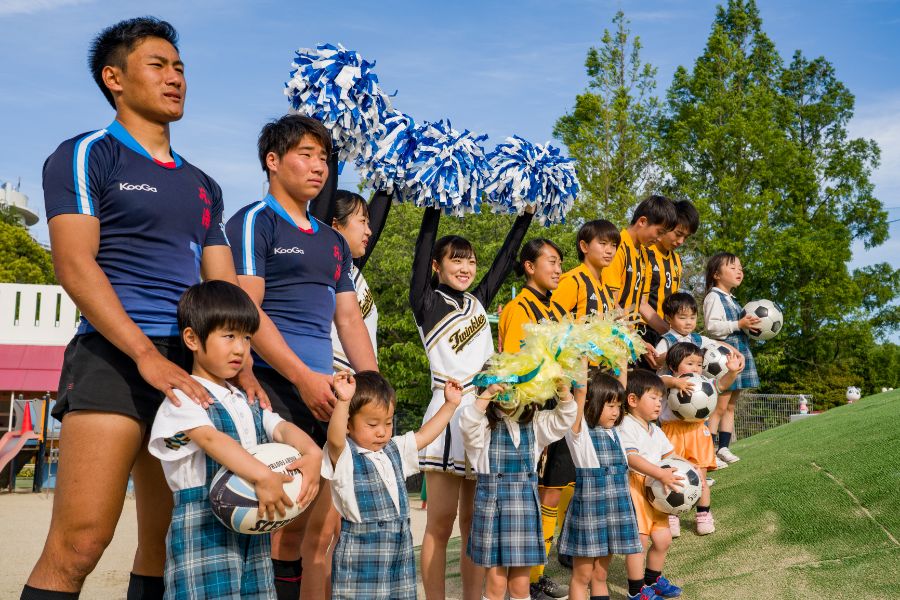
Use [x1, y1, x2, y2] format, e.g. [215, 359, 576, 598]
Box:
[272, 558, 302, 600]
[126, 573, 164, 600]
[719, 431, 732, 449]
[644, 568, 661, 586]
[711, 433, 719, 446]
[627, 579, 644, 596]
[591, 596, 610, 600]
[696, 505, 710, 514]
[20, 586, 79, 600]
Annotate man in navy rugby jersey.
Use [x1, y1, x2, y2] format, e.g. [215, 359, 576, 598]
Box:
[22, 17, 285, 600]
[226, 114, 378, 599]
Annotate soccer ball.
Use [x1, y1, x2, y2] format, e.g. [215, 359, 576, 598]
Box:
[701, 342, 731, 379]
[667, 373, 718, 422]
[209, 442, 308, 535]
[741, 299, 784, 341]
[645, 457, 703, 515]
[846, 386, 861, 403]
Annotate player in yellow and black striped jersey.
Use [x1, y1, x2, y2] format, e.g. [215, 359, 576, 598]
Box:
[555, 219, 621, 321]
[645, 199, 699, 320]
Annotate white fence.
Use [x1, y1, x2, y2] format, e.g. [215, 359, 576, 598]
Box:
[734, 393, 812, 439]
[0, 283, 79, 346]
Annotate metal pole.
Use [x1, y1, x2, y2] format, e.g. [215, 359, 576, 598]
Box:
[33, 393, 50, 493]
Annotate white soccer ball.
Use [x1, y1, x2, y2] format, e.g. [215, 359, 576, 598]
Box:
[644, 457, 703, 515]
[741, 299, 784, 341]
[701, 342, 731, 379]
[209, 442, 307, 535]
[846, 386, 861, 403]
[667, 373, 718, 422]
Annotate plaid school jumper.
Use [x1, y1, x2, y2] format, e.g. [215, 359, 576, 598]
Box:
[661, 331, 703, 348]
[467, 421, 545, 567]
[331, 438, 416, 600]
[164, 400, 275, 600]
[711, 288, 759, 390]
[558, 428, 642, 558]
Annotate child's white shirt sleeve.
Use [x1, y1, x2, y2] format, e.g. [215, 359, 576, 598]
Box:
[459, 402, 490, 472]
[533, 398, 577, 457]
[148, 391, 213, 461]
[704, 290, 737, 338]
[262, 409, 285, 442]
[655, 337, 671, 354]
[322, 431, 417, 523]
[565, 419, 600, 469]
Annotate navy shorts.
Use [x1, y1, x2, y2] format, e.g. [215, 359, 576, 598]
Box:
[253, 366, 328, 447]
[53, 333, 191, 426]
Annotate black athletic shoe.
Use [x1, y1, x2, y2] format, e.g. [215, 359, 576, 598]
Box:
[537, 574, 569, 598]
[557, 551, 573, 570]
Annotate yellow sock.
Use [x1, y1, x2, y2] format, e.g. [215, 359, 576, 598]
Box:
[554, 483, 575, 538]
[530, 504, 559, 583]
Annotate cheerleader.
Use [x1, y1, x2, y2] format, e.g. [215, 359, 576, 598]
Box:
[560, 371, 642, 600]
[411, 206, 534, 600]
[460, 379, 576, 600]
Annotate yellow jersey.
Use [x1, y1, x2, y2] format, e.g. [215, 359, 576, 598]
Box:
[600, 229, 649, 320]
[555, 263, 616, 318]
[498, 285, 567, 353]
[644, 244, 683, 319]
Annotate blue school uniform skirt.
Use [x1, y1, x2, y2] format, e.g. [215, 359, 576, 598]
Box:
[712, 288, 760, 390]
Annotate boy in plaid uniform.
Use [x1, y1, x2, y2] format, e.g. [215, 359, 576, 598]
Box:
[560, 371, 642, 600]
[149, 281, 323, 600]
[616, 370, 686, 600]
[324, 371, 461, 600]
[460, 378, 576, 600]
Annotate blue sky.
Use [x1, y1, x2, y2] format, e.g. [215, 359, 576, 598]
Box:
[1, 0, 898, 274]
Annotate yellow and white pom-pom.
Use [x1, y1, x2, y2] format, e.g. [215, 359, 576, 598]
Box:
[472, 312, 647, 407]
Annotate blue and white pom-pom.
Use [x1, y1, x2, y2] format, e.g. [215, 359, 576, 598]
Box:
[285, 43, 393, 163]
[485, 136, 580, 225]
[357, 110, 418, 196]
[396, 120, 491, 217]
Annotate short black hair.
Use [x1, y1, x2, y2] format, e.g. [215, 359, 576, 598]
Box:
[178, 280, 260, 350]
[258, 115, 333, 179]
[662, 292, 698, 318]
[430, 235, 476, 288]
[514, 238, 563, 278]
[584, 371, 626, 428]
[705, 252, 739, 293]
[348, 371, 396, 418]
[630, 194, 677, 229]
[89, 17, 179, 109]
[332, 190, 368, 227]
[666, 342, 703, 373]
[674, 200, 700, 235]
[624, 369, 666, 411]
[576, 219, 620, 261]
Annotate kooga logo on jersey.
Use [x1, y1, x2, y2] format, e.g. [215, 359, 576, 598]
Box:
[274, 247, 305, 255]
[119, 182, 158, 192]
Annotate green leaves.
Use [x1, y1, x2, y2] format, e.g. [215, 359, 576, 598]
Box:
[0, 214, 54, 284]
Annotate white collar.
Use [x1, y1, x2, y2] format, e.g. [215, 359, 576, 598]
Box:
[190, 375, 239, 402]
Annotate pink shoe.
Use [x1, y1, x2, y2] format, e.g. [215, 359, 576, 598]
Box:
[668, 514, 681, 538]
[696, 511, 715, 535]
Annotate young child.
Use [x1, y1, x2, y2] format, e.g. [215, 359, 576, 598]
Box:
[616, 370, 684, 600]
[703, 253, 761, 465]
[658, 343, 743, 537]
[601, 196, 677, 369]
[324, 370, 461, 600]
[460, 378, 577, 600]
[654, 292, 742, 367]
[644, 200, 699, 321]
[555, 219, 620, 320]
[560, 371, 642, 600]
[149, 280, 324, 600]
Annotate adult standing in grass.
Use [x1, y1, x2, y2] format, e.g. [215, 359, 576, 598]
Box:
[24, 17, 253, 600]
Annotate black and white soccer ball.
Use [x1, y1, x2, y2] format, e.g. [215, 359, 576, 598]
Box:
[701, 342, 731, 379]
[667, 373, 718, 422]
[644, 457, 703, 515]
[741, 299, 784, 341]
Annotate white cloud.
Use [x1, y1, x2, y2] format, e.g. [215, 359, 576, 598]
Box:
[850, 92, 900, 203]
[0, 0, 92, 16]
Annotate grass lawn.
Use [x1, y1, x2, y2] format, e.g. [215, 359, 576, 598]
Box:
[420, 390, 900, 599]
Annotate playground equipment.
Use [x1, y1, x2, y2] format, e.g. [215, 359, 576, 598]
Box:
[1, 394, 59, 491]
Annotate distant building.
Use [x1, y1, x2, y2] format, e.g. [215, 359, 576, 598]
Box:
[0, 180, 39, 226]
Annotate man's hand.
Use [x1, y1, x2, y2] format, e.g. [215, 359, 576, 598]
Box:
[295, 370, 337, 421]
[643, 345, 660, 369]
[286, 449, 323, 511]
[234, 367, 271, 409]
[136, 350, 211, 407]
[254, 470, 294, 521]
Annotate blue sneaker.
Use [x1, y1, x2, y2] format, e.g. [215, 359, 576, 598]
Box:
[650, 575, 682, 598]
[627, 586, 664, 600]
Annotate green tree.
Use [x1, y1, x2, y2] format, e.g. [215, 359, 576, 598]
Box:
[0, 207, 54, 284]
[553, 10, 661, 227]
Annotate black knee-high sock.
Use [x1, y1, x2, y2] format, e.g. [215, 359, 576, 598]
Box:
[696, 505, 710, 514]
[718, 431, 732, 449]
[126, 573, 164, 600]
[627, 579, 644, 596]
[590, 596, 610, 600]
[272, 558, 302, 600]
[20, 586, 79, 600]
[644, 568, 662, 586]
[711, 432, 719, 446]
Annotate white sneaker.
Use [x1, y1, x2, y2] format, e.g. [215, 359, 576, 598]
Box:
[714, 456, 729, 470]
[706, 477, 716, 487]
[717, 447, 740, 463]
[668, 514, 681, 538]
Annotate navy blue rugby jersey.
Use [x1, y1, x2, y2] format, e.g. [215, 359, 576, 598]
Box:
[226, 194, 354, 375]
[43, 121, 229, 337]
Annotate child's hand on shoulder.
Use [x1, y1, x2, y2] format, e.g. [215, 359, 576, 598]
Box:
[725, 351, 744, 373]
[254, 469, 294, 522]
[444, 379, 464, 407]
[333, 371, 356, 403]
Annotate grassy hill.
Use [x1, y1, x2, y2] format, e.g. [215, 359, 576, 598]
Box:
[421, 390, 900, 598]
